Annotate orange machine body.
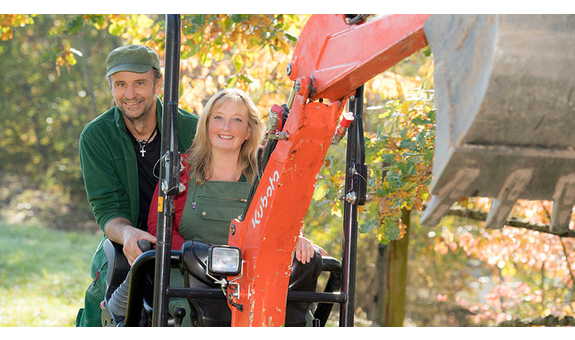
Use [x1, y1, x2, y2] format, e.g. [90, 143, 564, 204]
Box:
[227, 14, 430, 326]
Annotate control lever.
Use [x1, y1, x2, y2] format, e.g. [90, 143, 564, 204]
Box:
[137, 240, 153, 252]
[173, 307, 186, 327]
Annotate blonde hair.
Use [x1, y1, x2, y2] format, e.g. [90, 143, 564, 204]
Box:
[186, 88, 265, 185]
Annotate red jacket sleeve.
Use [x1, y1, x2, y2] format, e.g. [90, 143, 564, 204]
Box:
[147, 157, 191, 250]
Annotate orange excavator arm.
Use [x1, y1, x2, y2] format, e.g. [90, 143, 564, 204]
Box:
[227, 14, 431, 327]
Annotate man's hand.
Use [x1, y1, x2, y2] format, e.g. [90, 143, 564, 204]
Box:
[105, 217, 157, 265]
[122, 228, 157, 265]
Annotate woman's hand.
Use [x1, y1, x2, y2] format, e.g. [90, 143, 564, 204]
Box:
[295, 236, 327, 264]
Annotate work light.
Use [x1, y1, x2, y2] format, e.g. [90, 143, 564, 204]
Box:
[208, 246, 242, 277]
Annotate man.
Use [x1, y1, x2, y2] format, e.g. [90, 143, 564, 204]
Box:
[76, 45, 198, 327]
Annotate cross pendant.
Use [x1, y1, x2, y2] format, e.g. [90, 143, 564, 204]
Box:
[140, 147, 146, 157]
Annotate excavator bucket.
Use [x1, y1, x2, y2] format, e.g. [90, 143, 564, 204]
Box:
[420, 14, 575, 233]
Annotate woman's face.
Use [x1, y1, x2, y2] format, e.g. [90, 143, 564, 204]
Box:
[208, 99, 251, 155]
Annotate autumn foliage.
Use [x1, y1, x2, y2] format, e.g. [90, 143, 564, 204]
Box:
[1, 14, 573, 326]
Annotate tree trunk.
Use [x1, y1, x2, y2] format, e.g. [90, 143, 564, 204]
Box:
[373, 208, 411, 326]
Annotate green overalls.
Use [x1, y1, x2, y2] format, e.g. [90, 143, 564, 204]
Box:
[168, 175, 251, 326]
[179, 177, 250, 245]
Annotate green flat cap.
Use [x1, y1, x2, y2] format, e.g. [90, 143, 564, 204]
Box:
[106, 45, 160, 77]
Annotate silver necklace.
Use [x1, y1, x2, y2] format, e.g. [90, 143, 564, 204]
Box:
[135, 126, 157, 157]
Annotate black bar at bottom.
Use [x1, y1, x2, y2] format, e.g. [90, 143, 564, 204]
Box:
[167, 287, 347, 305]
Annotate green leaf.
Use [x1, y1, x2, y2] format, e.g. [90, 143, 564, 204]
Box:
[386, 170, 404, 189]
[359, 219, 378, 233]
[284, 31, 298, 42]
[399, 139, 418, 151]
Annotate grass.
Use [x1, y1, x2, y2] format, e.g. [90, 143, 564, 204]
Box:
[0, 221, 101, 326]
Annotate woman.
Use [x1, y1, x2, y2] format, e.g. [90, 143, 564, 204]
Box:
[148, 88, 319, 263]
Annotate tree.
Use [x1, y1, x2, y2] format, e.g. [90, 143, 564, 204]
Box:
[436, 199, 575, 325]
[0, 15, 121, 227]
[304, 49, 436, 324]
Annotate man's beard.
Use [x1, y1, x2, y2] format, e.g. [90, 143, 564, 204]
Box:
[118, 97, 155, 125]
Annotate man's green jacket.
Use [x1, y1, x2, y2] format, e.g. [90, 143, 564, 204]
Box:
[76, 98, 198, 326]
